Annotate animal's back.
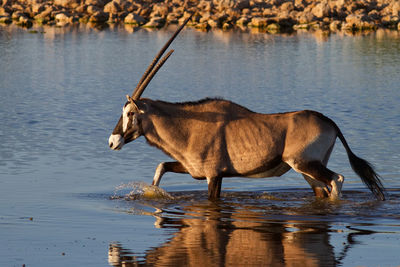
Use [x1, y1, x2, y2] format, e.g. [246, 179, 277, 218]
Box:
[165, 98, 256, 118]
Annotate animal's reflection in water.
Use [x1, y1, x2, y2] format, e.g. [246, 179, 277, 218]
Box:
[108, 200, 344, 267]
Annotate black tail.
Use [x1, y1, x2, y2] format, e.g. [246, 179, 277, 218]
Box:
[336, 129, 386, 201]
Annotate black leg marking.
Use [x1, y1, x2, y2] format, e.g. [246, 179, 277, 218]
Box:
[296, 161, 335, 185]
[207, 177, 222, 200]
[302, 174, 329, 198]
[163, 162, 188, 173]
[295, 161, 344, 199]
[152, 161, 188, 186]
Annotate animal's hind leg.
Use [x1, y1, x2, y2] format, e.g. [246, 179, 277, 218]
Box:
[292, 161, 344, 200]
[302, 144, 334, 198]
[152, 161, 188, 186]
[330, 174, 344, 199]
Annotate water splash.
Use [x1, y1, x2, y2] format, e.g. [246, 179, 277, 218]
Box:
[112, 181, 174, 200]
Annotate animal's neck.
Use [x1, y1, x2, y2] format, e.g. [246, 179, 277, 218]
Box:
[141, 111, 188, 162]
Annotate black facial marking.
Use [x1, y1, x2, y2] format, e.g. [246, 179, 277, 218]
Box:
[112, 115, 123, 135]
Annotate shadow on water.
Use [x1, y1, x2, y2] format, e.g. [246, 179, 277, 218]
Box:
[108, 184, 400, 266]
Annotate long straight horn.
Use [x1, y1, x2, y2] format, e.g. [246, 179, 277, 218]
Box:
[131, 14, 193, 100]
[133, 49, 174, 100]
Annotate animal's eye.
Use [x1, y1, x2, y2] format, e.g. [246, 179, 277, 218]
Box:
[128, 112, 134, 116]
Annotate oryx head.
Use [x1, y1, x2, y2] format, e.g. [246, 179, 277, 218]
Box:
[108, 95, 145, 150]
[108, 15, 192, 151]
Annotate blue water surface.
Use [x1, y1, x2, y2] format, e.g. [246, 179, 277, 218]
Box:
[1, 24, 400, 266]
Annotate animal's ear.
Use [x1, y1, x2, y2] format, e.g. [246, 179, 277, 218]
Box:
[132, 99, 146, 114]
[126, 95, 146, 114]
[129, 100, 140, 113]
[126, 95, 133, 102]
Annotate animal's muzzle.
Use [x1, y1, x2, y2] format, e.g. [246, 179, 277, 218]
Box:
[108, 134, 124, 150]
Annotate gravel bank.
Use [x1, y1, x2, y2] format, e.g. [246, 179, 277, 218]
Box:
[1, 0, 400, 32]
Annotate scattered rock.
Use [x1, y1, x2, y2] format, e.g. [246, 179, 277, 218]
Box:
[31, 3, 45, 15]
[87, 5, 101, 15]
[345, 14, 363, 25]
[85, 0, 106, 8]
[312, 2, 330, 19]
[280, 2, 294, 13]
[296, 10, 314, 24]
[1, 0, 13, 8]
[166, 12, 179, 24]
[104, 1, 121, 14]
[343, 13, 376, 30]
[54, 0, 80, 9]
[18, 15, 32, 26]
[222, 21, 233, 30]
[234, 0, 250, 10]
[143, 16, 165, 28]
[151, 3, 169, 18]
[381, 15, 399, 27]
[236, 15, 251, 26]
[11, 11, 24, 20]
[267, 22, 280, 33]
[293, 23, 310, 30]
[0, 15, 12, 23]
[249, 17, 268, 28]
[207, 18, 219, 28]
[329, 20, 341, 31]
[124, 13, 145, 25]
[89, 11, 108, 23]
[55, 12, 70, 23]
[195, 21, 210, 30]
[34, 6, 54, 24]
[0, 7, 10, 16]
[392, 1, 400, 17]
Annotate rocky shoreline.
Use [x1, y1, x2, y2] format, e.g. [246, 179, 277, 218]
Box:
[1, 0, 400, 33]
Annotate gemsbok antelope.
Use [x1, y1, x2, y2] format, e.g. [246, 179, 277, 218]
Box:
[108, 16, 385, 201]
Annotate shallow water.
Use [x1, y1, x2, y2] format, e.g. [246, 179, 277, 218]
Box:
[1, 24, 400, 266]
[110, 186, 400, 266]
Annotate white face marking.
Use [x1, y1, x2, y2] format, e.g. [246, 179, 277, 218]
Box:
[122, 105, 130, 133]
[108, 134, 124, 150]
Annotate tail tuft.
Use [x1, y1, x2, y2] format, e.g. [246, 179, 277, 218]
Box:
[335, 126, 386, 201]
[347, 152, 385, 201]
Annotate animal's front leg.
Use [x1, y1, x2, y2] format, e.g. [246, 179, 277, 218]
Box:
[152, 161, 188, 186]
[207, 177, 223, 200]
